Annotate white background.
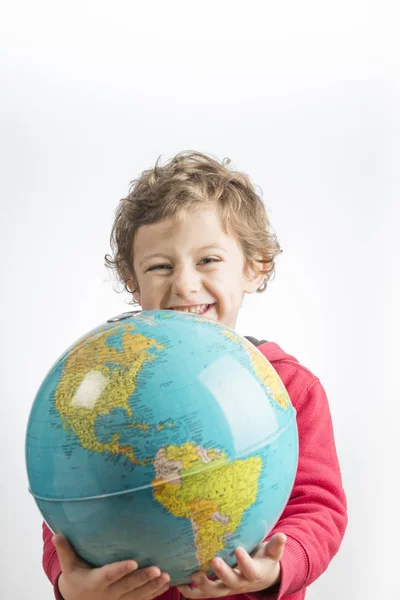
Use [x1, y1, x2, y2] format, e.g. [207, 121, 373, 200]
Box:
[1, 1, 399, 598]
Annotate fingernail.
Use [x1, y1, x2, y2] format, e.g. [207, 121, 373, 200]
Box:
[148, 567, 161, 578]
[213, 558, 222, 568]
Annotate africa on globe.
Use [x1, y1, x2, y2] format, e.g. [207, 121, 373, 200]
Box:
[26, 310, 298, 584]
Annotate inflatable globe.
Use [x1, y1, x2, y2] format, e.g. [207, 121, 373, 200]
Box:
[26, 310, 298, 584]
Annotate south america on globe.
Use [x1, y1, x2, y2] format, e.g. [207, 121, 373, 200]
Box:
[26, 310, 298, 584]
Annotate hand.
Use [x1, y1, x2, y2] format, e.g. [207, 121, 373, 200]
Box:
[177, 533, 286, 599]
[53, 535, 170, 600]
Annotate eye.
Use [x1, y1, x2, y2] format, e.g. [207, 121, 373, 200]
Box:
[147, 264, 172, 272]
[198, 257, 220, 265]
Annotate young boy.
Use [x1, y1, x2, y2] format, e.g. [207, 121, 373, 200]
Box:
[42, 152, 347, 600]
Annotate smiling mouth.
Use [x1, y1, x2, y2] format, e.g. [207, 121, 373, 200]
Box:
[169, 304, 214, 315]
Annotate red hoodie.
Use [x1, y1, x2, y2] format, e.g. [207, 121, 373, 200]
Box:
[42, 341, 347, 600]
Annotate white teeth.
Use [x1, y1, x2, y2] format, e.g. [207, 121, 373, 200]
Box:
[172, 304, 209, 315]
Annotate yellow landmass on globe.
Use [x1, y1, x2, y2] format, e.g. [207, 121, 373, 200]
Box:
[152, 442, 262, 572]
[55, 324, 165, 464]
[242, 339, 290, 409]
[222, 330, 290, 410]
[222, 329, 240, 343]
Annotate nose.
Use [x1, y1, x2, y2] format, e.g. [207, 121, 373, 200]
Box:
[171, 265, 201, 298]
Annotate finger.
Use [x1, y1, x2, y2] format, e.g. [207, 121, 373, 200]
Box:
[180, 572, 230, 598]
[266, 533, 287, 562]
[113, 566, 164, 597]
[120, 572, 170, 600]
[209, 557, 242, 588]
[97, 559, 139, 587]
[52, 535, 80, 574]
[143, 582, 170, 600]
[178, 585, 207, 599]
[178, 582, 230, 599]
[235, 547, 261, 581]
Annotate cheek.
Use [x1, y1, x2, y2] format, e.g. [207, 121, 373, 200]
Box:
[207, 276, 239, 305]
[140, 278, 167, 302]
[206, 275, 225, 296]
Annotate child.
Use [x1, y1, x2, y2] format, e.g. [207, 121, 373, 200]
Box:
[42, 152, 347, 600]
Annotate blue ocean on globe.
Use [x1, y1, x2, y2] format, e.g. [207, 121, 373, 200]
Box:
[26, 310, 298, 584]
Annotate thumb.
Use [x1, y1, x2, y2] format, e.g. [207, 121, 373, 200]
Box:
[52, 535, 82, 574]
[266, 533, 286, 562]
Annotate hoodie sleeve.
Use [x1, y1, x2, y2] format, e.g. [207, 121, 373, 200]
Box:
[247, 362, 347, 599]
[42, 522, 64, 599]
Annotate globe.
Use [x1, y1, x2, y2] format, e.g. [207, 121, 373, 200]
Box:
[26, 310, 298, 585]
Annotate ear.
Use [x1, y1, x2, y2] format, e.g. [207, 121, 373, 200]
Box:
[243, 261, 265, 294]
[124, 272, 141, 304]
[132, 289, 141, 304]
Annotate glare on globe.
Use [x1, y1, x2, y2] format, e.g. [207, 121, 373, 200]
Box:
[26, 310, 298, 585]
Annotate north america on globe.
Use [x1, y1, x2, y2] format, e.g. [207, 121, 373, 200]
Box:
[55, 324, 166, 464]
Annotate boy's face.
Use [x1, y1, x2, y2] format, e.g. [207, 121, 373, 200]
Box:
[131, 206, 263, 329]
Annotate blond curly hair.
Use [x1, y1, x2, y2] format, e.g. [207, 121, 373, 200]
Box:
[105, 151, 281, 297]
